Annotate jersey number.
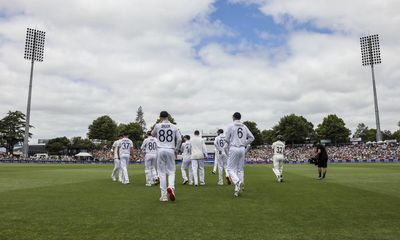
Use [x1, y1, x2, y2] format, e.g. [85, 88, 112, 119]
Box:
[159, 129, 173, 142]
[237, 128, 244, 139]
[219, 140, 224, 148]
[277, 146, 283, 154]
[148, 142, 156, 151]
[121, 142, 130, 150]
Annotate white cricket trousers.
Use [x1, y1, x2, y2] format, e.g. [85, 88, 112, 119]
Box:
[227, 147, 245, 185]
[111, 158, 122, 181]
[272, 155, 284, 178]
[157, 148, 176, 198]
[145, 153, 157, 184]
[181, 157, 193, 183]
[216, 152, 229, 184]
[213, 156, 218, 173]
[191, 159, 205, 185]
[120, 155, 130, 184]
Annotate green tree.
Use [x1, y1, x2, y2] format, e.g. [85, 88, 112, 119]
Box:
[46, 137, 70, 155]
[364, 128, 377, 142]
[261, 129, 275, 145]
[0, 111, 32, 154]
[316, 114, 351, 144]
[364, 129, 393, 142]
[273, 114, 314, 144]
[88, 115, 117, 141]
[71, 137, 95, 150]
[392, 130, 400, 142]
[117, 122, 144, 147]
[135, 106, 146, 132]
[353, 123, 369, 142]
[243, 121, 263, 147]
[382, 130, 393, 141]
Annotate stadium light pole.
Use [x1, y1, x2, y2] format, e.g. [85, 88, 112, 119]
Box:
[360, 34, 382, 142]
[23, 28, 46, 158]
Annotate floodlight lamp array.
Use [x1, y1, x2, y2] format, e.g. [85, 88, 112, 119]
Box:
[24, 28, 46, 62]
[360, 34, 381, 66]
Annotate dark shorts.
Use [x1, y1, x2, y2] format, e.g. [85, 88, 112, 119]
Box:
[318, 158, 328, 168]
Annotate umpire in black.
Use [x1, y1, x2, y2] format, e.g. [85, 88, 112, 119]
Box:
[315, 144, 328, 180]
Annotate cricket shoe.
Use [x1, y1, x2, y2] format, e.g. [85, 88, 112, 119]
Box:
[154, 177, 160, 185]
[159, 196, 168, 202]
[145, 183, 152, 187]
[182, 180, 189, 185]
[217, 181, 223, 186]
[226, 176, 232, 185]
[234, 181, 242, 197]
[200, 182, 206, 186]
[212, 171, 216, 175]
[111, 177, 117, 182]
[167, 187, 176, 201]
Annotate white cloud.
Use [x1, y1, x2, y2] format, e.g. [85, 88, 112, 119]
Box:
[0, 0, 399, 143]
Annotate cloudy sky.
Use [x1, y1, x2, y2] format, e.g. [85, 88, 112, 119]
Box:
[0, 0, 399, 142]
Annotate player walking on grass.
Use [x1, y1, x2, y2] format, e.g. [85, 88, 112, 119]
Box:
[117, 133, 134, 185]
[214, 129, 230, 185]
[111, 135, 123, 182]
[272, 135, 285, 182]
[141, 131, 159, 187]
[190, 130, 208, 186]
[225, 112, 254, 197]
[152, 111, 182, 202]
[181, 135, 193, 185]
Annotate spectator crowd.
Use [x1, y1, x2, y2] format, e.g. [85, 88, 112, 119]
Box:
[1, 143, 399, 164]
[246, 143, 400, 163]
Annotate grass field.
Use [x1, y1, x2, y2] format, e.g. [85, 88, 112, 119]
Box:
[0, 163, 399, 240]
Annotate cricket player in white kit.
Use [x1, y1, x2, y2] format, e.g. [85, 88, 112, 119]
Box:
[225, 112, 254, 197]
[151, 111, 182, 202]
[190, 130, 208, 186]
[180, 135, 193, 185]
[141, 131, 159, 186]
[272, 135, 285, 182]
[117, 133, 134, 185]
[111, 135, 123, 182]
[214, 129, 231, 185]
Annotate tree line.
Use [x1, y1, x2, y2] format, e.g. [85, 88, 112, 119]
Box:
[1, 108, 400, 155]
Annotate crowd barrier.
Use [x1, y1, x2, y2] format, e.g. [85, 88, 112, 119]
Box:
[0, 159, 398, 165]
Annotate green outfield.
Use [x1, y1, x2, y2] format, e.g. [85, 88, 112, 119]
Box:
[0, 163, 399, 240]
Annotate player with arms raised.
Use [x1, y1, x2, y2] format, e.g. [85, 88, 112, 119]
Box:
[225, 112, 254, 197]
[151, 111, 182, 202]
[272, 135, 285, 182]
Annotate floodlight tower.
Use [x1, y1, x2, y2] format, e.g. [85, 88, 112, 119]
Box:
[23, 28, 46, 157]
[360, 34, 382, 142]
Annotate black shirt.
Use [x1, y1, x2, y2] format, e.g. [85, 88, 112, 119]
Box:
[316, 144, 328, 161]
